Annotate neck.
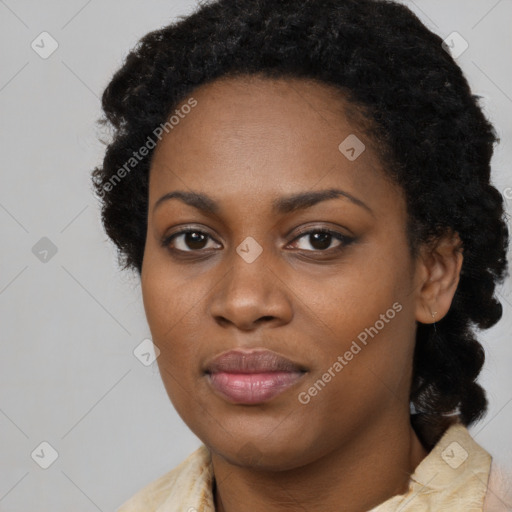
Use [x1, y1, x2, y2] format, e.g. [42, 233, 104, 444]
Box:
[212, 414, 429, 512]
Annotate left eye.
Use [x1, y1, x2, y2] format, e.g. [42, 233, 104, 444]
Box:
[288, 229, 351, 251]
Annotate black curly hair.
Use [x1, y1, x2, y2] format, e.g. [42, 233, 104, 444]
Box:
[91, 0, 509, 449]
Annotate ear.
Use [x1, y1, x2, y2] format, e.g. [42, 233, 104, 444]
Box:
[414, 231, 463, 324]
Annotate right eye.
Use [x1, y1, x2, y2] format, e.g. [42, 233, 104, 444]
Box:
[161, 229, 222, 253]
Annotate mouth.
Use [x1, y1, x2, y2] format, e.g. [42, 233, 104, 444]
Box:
[204, 348, 307, 405]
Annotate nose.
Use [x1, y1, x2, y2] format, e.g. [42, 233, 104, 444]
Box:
[208, 246, 293, 331]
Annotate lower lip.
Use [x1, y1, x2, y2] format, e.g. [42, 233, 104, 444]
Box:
[207, 371, 304, 404]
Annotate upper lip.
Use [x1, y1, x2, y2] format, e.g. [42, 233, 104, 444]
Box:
[204, 349, 306, 374]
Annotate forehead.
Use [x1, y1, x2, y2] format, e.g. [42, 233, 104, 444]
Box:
[158, 75, 369, 150]
[148, 75, 400, 213]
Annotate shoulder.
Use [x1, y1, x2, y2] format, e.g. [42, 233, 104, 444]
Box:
[115, 444, 214, 512]
[484, 461, 512, 512]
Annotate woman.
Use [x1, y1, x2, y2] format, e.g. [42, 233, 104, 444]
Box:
[91, 0, 512, 510]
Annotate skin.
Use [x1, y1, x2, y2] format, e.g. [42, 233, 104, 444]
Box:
[140, 75, 463, 512]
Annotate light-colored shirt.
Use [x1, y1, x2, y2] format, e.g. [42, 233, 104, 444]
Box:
[116, 423, 511, 511]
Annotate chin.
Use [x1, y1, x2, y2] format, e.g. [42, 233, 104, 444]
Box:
[207, 432, 320, 472]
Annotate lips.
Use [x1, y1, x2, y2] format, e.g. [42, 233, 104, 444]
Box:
[204, 349, 307, 404]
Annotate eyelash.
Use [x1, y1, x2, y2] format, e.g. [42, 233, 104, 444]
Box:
[161, 226, 355, 256]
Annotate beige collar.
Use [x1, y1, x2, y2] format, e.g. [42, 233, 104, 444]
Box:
[117, 423, 492, 512]
[368, 422, 492, 511]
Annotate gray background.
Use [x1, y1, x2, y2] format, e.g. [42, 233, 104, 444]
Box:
[0, 1, 511, 510]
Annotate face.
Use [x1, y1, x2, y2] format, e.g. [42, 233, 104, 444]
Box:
[141, 75, 423, 470]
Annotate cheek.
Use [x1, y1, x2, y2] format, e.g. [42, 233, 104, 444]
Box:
[141, 245, 204, 335]
[141, 271, 180, 336]
[141, 266, 207, 417]
[310, 246, 408, 341]
[302, 242, 415, 392]
[141, 257, 202, 379]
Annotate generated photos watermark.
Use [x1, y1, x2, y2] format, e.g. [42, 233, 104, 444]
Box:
[97, 96, 198, 198]
[298, 301, 403, 404]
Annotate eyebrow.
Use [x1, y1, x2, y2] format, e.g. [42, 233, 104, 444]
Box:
[153, 188, 374, 216]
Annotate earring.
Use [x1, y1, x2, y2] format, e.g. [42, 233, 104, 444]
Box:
[431, 310, 438, 332]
